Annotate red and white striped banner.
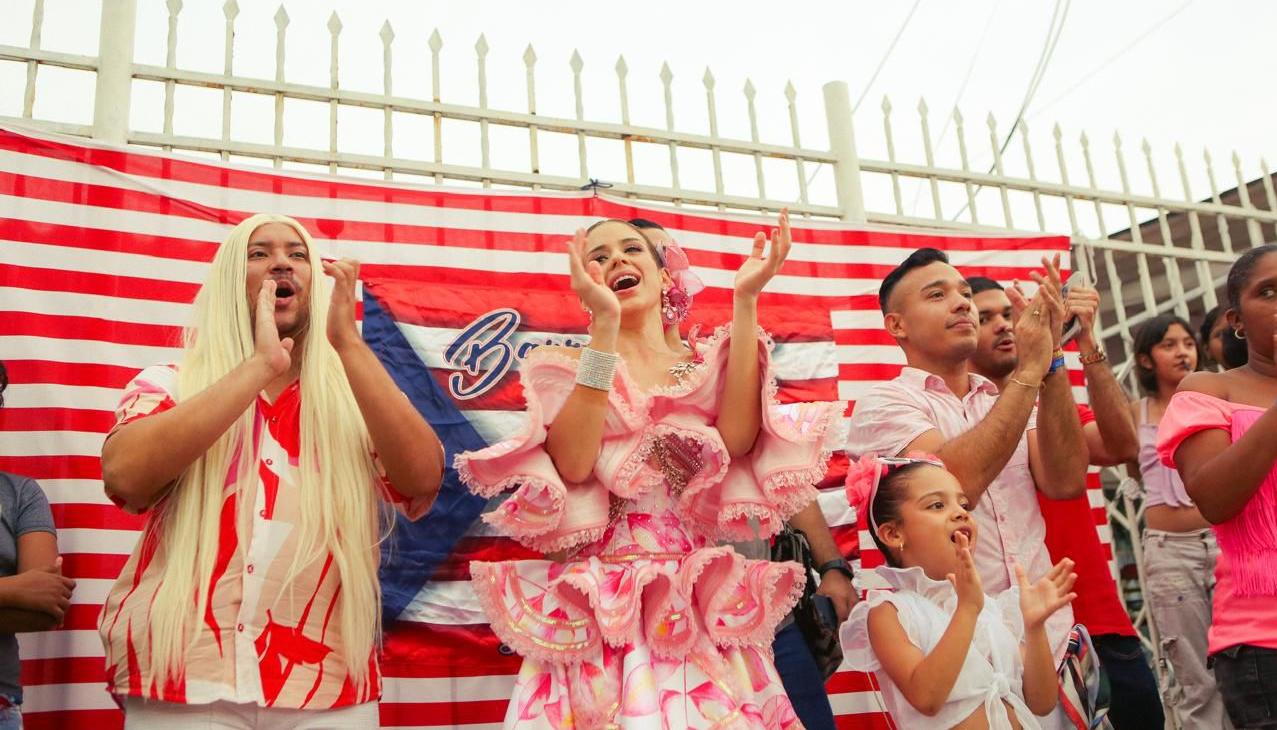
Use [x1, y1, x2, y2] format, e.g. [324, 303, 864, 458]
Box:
[0, 124, 1076, 729]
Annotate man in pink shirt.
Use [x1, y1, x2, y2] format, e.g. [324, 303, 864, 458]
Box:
[846, 248, 1087, 670]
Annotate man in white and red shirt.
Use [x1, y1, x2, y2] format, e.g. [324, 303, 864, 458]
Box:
[99, 215, 444, 727]
[845, 249, 1088, 693]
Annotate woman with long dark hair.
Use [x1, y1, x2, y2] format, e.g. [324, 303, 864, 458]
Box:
[1160, 243, 1277, 728]
[1128, 314, 1231, 728]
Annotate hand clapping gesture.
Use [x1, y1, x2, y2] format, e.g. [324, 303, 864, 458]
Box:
[1016, 558, 1077, 631]
[948, 531, 985, 616]
[734, 208, 792, 301]
[323, 257, 364, 353]
[566, 228, 621, 329]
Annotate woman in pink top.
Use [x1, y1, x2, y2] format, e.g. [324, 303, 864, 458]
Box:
[1127, 314, 1232, 728]
[1160, 243, 1277, 729]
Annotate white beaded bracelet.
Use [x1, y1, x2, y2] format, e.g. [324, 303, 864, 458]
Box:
[575, 347, 619, 391]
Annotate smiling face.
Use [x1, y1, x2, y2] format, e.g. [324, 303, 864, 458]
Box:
[885, 261, 978, 362]
[876, 464, 977, 582]
[972, 288, 1018, 379]
[585, 220, 671, 321]
[245, 221, 312, 340]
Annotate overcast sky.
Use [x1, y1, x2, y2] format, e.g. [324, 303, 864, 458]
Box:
[3, 0, 1275, 238]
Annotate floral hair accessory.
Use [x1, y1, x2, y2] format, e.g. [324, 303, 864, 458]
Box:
[845, 453, 945, 534]
[659, 238, 705, 326]
[661, 239, 705, 298]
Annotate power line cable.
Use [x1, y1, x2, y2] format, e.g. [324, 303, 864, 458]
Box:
[945, 0, 1070, 220]
[802, 0, 925, 196]
[1027, 0, 1193, 119]
[854, 0, 925, 113]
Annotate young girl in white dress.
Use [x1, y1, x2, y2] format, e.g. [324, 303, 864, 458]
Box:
[840, 455, 1077, 729]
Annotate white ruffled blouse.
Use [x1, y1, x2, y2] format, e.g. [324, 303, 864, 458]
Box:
[840, 565, 1041, 730]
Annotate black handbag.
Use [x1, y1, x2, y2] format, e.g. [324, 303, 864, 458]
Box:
[771, 525, 844, 679]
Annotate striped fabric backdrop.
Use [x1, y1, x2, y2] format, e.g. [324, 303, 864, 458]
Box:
[0, 124, 1084, 729]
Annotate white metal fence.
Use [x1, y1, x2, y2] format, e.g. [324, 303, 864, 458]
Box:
[3, 0, 1272, 713]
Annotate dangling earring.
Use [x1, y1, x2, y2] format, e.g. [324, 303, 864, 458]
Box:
[1235, 328, 1247, 340]
[661, 286, 690, 326]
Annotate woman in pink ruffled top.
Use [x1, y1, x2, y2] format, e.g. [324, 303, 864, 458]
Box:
[1158, 243, 1277, 728]
[455, 211, 845, 729]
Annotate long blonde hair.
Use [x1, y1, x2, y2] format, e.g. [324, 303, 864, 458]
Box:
[149, 213, 387, 686]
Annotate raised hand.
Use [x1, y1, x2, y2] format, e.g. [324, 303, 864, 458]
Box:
[1007, 285, 1054, 381]
[323, 257, 363, 352]
[1029, 254, 1068, 348]
[1017, 558, 1077, 630]
[254, 279, 294, 375]
[1066, 283, 1102, 350]
[734, 208, 792, 301]
[8, 559, 75, 622]
[947, 531, 984, 615]
[566, 228, 621, 326]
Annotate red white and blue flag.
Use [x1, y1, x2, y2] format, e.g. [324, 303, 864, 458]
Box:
[0, 124, 1075, 729]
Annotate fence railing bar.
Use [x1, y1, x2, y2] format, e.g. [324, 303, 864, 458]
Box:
[987, 112, 1012, 229]
[1233, 151, 1265, 247]
[660, 63, 680, 198]
[21, 0, 45, 119]
[219, 0, 237, 162]
[1053, 124, 1081, 239]
[745, 80, 766, 206]
[272, 5, 287, 170]
[161, 0, 181, 150]
[704, 68, 724, 208]
[429, 29, 443, 184]
[1143, 140, 1189, 319]
[0, 45, 97, 73]
[882, 97, 903, 216]
[916, 97, 940, 220]
[953, 107, 977, 225]
[326, 12, 342, 175]
[475, 34, 491, 187]
[381, 21, 395, 181]
[616, 56, 633, 190]
[570, 50, 586, 181]
[1018, 121, 1047, 232]
[1203, 148, 1235, 255]
[1176, 143, 1219, 311]
[523, 45, 540, 191]
[786, 82, 809, 208]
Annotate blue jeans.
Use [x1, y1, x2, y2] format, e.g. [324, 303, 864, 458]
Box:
[1092, 634, 1163, 730]
[772, 621, 836, 730]
[0, 704, 20, 730]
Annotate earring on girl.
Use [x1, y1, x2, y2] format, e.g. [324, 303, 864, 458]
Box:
[1235, 328, 1246, 340]
[661, 286, 691, 326]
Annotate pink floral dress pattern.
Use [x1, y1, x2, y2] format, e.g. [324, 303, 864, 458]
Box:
[455, 327, 844, 729]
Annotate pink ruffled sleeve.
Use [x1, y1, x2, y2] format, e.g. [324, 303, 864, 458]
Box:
[453, 348, 640, 553]
[1156, 390, 1236, 469]
[681, 329, 846, 541]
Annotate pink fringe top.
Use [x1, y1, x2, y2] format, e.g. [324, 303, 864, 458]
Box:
[1158, 390, 1277, 652]
[454, 326, 845, 554]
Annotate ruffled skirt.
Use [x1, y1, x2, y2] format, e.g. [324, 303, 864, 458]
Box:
[471, 545, 807, 729]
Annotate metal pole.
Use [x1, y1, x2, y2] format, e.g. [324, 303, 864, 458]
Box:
[92, 0, 138, 143]
[822, 80, 866, 222]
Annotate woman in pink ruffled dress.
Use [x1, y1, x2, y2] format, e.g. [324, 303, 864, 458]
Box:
[455, 211, 844, 729]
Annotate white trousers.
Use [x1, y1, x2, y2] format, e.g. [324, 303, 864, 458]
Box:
[122, 698, 379, 729]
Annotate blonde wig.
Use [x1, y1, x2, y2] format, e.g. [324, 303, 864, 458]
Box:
[148, 213, 387, 686]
